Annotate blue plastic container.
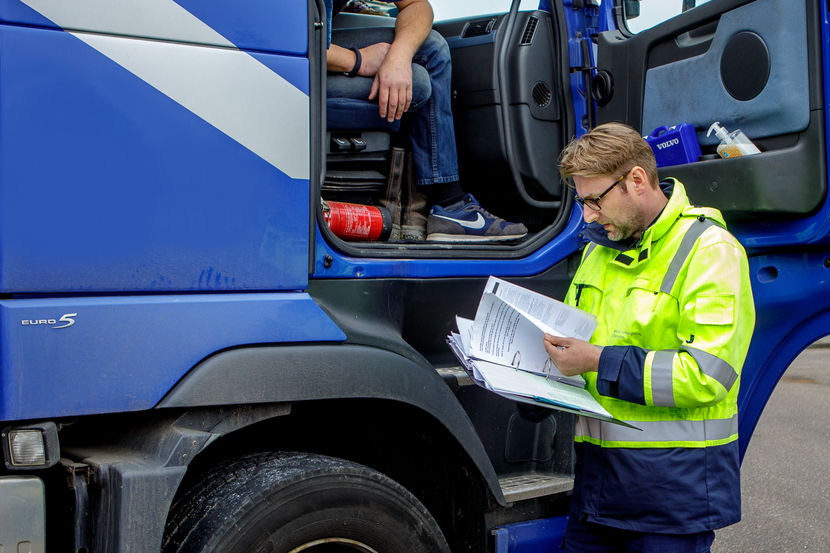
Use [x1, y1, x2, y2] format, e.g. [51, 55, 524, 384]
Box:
[645, 124, 702, 167]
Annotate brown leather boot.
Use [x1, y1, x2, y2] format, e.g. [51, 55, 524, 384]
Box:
[377, 147, 405, 241]
[400, 151, 429, 241]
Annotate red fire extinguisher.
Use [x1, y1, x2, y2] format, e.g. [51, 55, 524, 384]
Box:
[322, 199, 392, 242]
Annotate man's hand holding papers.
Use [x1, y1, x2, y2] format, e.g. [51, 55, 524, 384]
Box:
[447, 277, 639, 429]
[542, 333, 602, 377]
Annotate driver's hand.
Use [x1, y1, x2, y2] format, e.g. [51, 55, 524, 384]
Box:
[369, 54, 413, 122]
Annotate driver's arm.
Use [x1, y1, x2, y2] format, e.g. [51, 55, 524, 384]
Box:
[368, 0, 433, 121]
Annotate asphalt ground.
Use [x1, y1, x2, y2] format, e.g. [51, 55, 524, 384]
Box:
[711, 342, 830, 552]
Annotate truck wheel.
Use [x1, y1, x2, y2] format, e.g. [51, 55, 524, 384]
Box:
[162, 452, 451, 553]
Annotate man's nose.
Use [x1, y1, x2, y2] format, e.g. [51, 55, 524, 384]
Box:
[582, 204, 600, 223]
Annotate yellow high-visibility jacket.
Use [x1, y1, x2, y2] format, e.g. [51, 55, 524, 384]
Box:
[565, 179, 755, 533]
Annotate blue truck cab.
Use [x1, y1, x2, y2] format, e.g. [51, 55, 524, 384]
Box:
[1, 0, 828, 551]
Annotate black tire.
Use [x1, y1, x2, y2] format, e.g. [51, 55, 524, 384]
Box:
[162, 452, 451, 553]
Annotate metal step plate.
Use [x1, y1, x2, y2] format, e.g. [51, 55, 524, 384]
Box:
[436, 366, 474, 387]
[499, 473, 574, 503]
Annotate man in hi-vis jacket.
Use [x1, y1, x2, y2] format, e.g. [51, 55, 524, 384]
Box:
[545, 123, 755, 553]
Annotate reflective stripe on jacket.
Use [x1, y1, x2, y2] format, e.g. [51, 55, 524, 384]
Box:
[565, 179, 755, 533]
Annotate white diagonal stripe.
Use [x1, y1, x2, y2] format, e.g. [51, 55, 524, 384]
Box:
[22, 0, 235, 48]
[22, 0, 310, 180]
[74, 32, 310, 179]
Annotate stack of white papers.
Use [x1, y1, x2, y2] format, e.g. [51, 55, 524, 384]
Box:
[448, 277, 637, 428]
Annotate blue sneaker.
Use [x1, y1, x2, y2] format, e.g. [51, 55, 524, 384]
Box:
[426, 194, 528, 242]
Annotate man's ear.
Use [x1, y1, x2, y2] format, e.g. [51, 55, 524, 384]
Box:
[629, 166, 650, 195]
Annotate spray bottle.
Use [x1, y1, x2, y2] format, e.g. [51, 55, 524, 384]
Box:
[706, 122, 761, 158]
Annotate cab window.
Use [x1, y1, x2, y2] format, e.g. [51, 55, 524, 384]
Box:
[430, 0, 539, 22]
[623, 0, 714, 34]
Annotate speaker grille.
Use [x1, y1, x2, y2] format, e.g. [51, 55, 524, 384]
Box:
[532, 81, 551, 108]
[720, 31, 770, 101]
[521, 16, 539, 45]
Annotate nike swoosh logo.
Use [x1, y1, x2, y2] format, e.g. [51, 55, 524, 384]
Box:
[433, 212, 486, 229]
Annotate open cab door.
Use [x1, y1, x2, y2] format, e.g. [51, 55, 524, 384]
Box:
[595, 0, 830, 456]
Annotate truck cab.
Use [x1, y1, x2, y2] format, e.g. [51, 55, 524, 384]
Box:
[1, 0, 828, 551]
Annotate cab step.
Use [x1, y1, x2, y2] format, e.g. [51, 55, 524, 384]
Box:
[435, 366, 475, 387]
[498, 473, 574, 503]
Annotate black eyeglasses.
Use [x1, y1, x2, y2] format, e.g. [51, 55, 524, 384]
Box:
[574, 169, 630, 211]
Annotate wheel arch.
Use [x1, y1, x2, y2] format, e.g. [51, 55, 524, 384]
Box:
[156, 343, 503, 498]
[156, 342, 504, 549]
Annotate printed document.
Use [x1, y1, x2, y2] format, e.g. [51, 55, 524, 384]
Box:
[471, 277, 596, 386]
[447, 277, 638, 428]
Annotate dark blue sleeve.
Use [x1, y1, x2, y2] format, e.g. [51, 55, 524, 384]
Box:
[538, 0, 551, 12]
[596, 345, 648, 405]
[325, 0, 333, 47]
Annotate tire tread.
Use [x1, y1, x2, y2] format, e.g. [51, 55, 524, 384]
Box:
[162, 452, 450, 553]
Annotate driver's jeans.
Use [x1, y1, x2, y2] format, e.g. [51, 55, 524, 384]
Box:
[327, 27, 460, 187]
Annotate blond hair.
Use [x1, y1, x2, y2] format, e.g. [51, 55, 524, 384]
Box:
[558, 123, 659, 188]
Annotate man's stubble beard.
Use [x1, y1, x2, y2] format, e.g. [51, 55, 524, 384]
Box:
[606, 202, 648, 242]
